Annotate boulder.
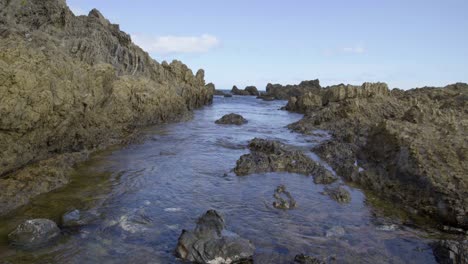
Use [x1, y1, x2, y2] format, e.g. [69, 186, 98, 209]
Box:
[8, 219, 60, 247]
[215, 113, 248, 125]
[323, 186, 351, 204]
[245, 86, 259, 96]
[234, 138, 336, 185]
[175, 210, 255, 264]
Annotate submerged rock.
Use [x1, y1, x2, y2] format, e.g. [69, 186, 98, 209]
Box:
[61, 209, 96, 227]
[234, 139, 336, 184]
[175, 210, 255, 264]
[8, 219, 60, 247]
[325, 226, 346, 238]
[294, 254, 326, 264]
[431, 240, 467, 264]
[323, 186, 351, 204]
[272, 185, 297, 209]
[215, 113, 248, 125]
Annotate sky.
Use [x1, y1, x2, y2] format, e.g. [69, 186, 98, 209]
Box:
[67, 0, 468, 90]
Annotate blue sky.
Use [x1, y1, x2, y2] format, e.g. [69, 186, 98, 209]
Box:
[67, 0, 468, 90]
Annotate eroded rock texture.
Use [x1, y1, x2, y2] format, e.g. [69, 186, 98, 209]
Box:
[234, 138, 336, 184]
[0, 0, 213, 215]
[176, 210, 255, 264]
[286, 82, 468, 228]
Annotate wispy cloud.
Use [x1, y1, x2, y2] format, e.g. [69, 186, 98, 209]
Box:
[323, 45, 366, 56]
[341, 46, 366, 54]
[132, 34, 220, 54]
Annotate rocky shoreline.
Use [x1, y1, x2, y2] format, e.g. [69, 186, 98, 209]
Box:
[0, 0, 213, 216]
[283, 81, 467, 230]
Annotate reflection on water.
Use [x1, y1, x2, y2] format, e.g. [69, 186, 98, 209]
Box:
[0, 96, 438, 263]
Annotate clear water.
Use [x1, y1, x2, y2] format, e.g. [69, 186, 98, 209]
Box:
[0, 96, 440, 263]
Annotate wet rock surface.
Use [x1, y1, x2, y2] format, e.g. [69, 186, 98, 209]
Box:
[215, 113, 248, 125]
[294, 254, 326, 264]
[286, 82, 468, 228]
[234, 139, 336, 184]
[175, 210, 255, 264]
[431, 240, 468, 264]
[323, 186, 351, 204]
[272, 185, 297, 209]
[0, 0, 213, 215]
[8, 219, 60, 247]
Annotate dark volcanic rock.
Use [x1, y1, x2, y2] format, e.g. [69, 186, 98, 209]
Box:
[272, 185, 297, 209]
[431, 240, 468, 264]
[245, 86, 260, 96]
[8, 219, 60, 247]
[231, 85, 251, 96]
[234, 139, 336, 184]
[175, 210, 255, 264]
[286, 81, 468, 228]
[215, 113, 248, 125]
[323, 186, 351, 204]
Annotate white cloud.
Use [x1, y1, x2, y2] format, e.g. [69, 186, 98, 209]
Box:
[132, 34, 220, 54]
[323, 45, 366, 56]
[69, 6, 87, 16]
[341, 46, 366, 54]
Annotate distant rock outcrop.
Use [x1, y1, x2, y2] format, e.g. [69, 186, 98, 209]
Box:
[231, 85, 259, 96]
[0, 0, 213, 215]
[264, 79, 321, 100]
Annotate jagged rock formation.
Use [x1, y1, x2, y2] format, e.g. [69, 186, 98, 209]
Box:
[231, 85, 258, 96]
[234, 138, 336, 184]
[0, 0, 213, 215]
[175, 210, 255, 264]
[287, 82, 468, 228]
[264, 79, 321, 100]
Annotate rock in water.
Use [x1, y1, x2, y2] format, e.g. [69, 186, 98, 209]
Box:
[431, 240, 468, 264]
[234, 138, 336, 185]
[294, 254, 326, 264]
[176, 210, 255, 264]
[325, 226, 345, 238]
[231, 85, 251, 96]
[8, 219, 60, 247]
[323, 186, 351, 204]
[273, 185, 297, 209]
[215, 113, 248, 125]
[245, 86, 259, 96]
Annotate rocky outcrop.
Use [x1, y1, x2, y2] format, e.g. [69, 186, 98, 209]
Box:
[8, 219, 60, 247]
[231, 85, 259, 96]
[265, 79, 321, 100]
[245, 86, 259, 96]
[234, 138, 336, 184]
[175, 210, 255, 264]
[287, 82, 468, 228]
[0, 0, 213, 215]
[215, 113, 248, 125]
